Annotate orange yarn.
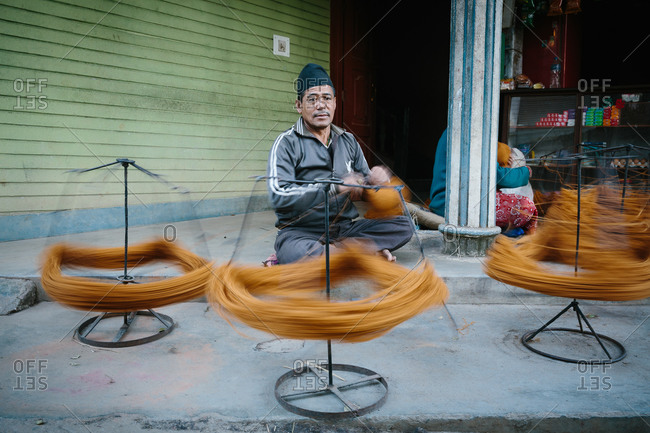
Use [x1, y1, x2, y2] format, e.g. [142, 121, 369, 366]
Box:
[208, 244, 448, 342]
[485, 186, 650, 301]
[41, 240, 448, 342]
[532, 189, 558, 217]
[363, 176, 412, 219]
[41, 240, 213, 312]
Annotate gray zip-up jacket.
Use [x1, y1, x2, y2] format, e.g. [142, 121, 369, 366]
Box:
[267, 117, 370, 229]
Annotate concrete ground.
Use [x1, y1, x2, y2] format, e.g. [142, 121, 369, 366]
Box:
[0, 210, 648, 433]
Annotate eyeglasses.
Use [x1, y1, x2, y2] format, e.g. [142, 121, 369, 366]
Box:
[303, 94, 333, 107]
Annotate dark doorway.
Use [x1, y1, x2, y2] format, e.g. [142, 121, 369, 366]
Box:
[331, 1, 451, 202]
[578, 0, 650, 86]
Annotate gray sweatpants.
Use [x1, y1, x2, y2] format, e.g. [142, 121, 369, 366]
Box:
[274, 215, 413, 264]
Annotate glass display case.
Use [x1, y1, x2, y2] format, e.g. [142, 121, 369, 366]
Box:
[499, 87, 650, 193]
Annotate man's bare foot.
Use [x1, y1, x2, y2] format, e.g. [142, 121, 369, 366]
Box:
[379, 249, 396, 262]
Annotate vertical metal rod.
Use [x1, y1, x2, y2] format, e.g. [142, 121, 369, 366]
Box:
[323, 189, 333, 387]
[123, 162, 129, 279]
[574, 158, 583, 334]
[575, 157, 582, 273]
[644, 152, 650, 192]
[574, 301, 584, 332]
[621, 147, 630, 211]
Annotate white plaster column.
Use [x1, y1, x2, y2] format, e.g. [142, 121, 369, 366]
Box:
[439, 0, 503, 255]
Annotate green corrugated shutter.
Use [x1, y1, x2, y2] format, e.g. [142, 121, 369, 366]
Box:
[0, 0, 330, 240]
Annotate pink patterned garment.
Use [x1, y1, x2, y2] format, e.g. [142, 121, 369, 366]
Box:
[495, 191, 538, 234]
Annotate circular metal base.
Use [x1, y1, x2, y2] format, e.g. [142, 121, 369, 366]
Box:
[76, 311, 174, 348]
[522, 327, 626, 364]
[116, 274, 135, 283]
[275, 363, 388, 419]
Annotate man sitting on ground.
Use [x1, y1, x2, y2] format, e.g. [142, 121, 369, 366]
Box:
[266, 63, 413, 264]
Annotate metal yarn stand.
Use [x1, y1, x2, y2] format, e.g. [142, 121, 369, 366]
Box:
[72, 159, 174, 348]
[521, 155, 626, 364]
[274, 178, 391, 419]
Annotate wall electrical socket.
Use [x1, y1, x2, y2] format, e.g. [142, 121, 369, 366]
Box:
[273, 35, 290, 57]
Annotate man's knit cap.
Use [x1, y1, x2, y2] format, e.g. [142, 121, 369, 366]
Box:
[296, 63, 334, 99]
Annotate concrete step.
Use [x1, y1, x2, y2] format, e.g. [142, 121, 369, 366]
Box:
[3, 221, 646, 308]
[0, 278, 37, 315]
[2, 412, 645, 433]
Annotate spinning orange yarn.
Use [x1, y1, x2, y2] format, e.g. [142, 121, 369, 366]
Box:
[208, 245, 448, 342]
[485, 186, 650, 301]
[41, 239, 213, 312]
[41, 241, 448, 342]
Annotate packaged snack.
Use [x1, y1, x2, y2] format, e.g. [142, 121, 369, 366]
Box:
[500, 78, 515, 90]
[515, 74, 533, 89]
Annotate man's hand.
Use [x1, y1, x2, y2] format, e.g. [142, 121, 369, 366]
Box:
[339, 172, 365, 201]
[368, 165, 391, 185]
[338, 166, 391, 201]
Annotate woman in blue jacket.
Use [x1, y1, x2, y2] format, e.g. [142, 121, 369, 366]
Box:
[429, 129, 537, 235]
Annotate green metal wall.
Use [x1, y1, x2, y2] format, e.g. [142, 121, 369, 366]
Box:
[0, 0, 330, 240]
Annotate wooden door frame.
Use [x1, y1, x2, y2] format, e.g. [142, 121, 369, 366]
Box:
[330, 0, 344, 127]
[329, 0, 376, 163]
